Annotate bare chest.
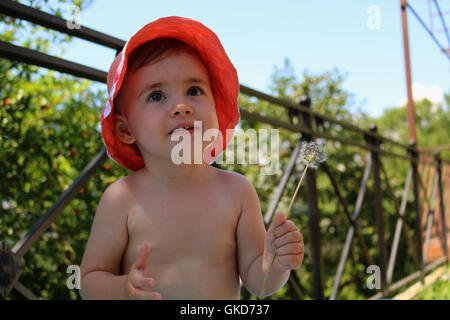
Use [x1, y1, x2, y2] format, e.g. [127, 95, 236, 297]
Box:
[122, 184, 240, 273]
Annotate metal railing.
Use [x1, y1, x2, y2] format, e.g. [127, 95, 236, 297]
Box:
[0, 0, 448, 300]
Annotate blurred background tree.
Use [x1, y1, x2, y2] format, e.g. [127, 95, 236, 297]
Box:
[1, 0, 448, 300]
[0, 0, 127, 300]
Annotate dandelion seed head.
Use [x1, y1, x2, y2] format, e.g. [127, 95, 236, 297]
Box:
[300, 141, 327, 169]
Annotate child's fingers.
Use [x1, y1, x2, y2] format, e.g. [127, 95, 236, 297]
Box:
[267, 212, 286, 244]
[135, 290, 162, 300]
[272, 219, 298, 239]
[129, 285, 162, 300]
[273, 230, 303, 248]
[268, 212, 286, 233]
[133, 243, 151, 271]
[277, 253, 304, 269]
[265, 212, 287, 253]
[129, 270, 155, 289]
[274, 242, 304, 256]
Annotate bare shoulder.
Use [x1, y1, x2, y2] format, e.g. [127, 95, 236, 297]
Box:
[212, 167, 259, 201]
[90, 174, 141, 234]
[99, 176, 133, 213]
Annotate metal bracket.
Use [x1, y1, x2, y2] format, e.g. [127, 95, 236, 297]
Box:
[0, 242, 23, 298]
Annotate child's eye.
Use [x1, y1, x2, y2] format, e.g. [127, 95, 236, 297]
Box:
[187, 86, 203, 96]
[148, 91, 165, 102]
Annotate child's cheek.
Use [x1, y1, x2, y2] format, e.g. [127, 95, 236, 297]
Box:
[132, 120, 168, 154]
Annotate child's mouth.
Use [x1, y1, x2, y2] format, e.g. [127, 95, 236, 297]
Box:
[169, 126, 195, 135]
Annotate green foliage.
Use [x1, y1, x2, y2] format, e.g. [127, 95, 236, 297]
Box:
[414, 268, 450, 300]
[415, 279, 450, 300]
[234, 59, 449, 300]
[234, 60, 385, 300]
[0, 0, 127, 300]
[380, 265, 450, 300]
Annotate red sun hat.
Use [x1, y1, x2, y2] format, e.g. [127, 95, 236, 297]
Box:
[100, 16, 240, 171]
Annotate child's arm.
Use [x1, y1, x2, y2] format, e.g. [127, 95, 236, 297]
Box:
[235, 176, 304, 298]
[79, 182, 161, 300]
[79, 181, 129, 299]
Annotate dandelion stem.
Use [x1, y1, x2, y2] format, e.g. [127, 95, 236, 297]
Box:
[260, 161, 311, 298]
[286, 161, 310, 219]
[260, 247, 277, 298]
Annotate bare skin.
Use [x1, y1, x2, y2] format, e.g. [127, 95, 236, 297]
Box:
[121, 166, 245, 300]
[80, 50, 304, 300]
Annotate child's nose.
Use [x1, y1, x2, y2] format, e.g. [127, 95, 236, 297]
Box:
[171, 103, 194, 118]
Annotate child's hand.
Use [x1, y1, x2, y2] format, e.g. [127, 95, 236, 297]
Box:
[126, 243, 162, 300]
[264, 211, 304, 271]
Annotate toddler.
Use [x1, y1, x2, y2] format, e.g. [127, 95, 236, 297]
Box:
[80, 16, 304, 300]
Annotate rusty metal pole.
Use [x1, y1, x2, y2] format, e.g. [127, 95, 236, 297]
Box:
[400, 0, 418, 145]
[401, 0, 426, 282]
[435, 152, 449, 262]
[368, 125, 387, 293]
[300, 95, 323, 300]
[409, 142, 425, 281]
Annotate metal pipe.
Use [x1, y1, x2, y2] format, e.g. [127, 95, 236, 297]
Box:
[322, 162, 373, 267]
[380, 163, 420, 270]
[0, 40, 107, 83]
[0, 0, 125, 50]
[13, 281, 38, 300]
[422, 174, 438, 263]
[400, 0, 418, 144]
[435, 152, 449, 262]
[329, 155, 372, 300]
[409, 142, 425, 282]
[12, 148, 108, 258]
[300, 96, 323, 300]
[407, 1, 450, 59]
[240, 84, 411, 151]
[369, 256, 447, 300]
[263, 139, 303, 226]
[368, 126, 387, 293]
[387, 167, 412, 284]
[239, 109, 419, 163]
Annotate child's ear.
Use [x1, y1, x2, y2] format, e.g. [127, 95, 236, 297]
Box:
[114, 113, 136, 144]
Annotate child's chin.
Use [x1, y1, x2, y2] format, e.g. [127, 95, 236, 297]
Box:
[167, 147, 207, 165]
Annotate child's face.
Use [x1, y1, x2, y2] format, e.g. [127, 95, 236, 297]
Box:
[114, 51, 219, 163]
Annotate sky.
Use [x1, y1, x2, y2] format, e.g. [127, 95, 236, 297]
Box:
[60, 0, 450, 118]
